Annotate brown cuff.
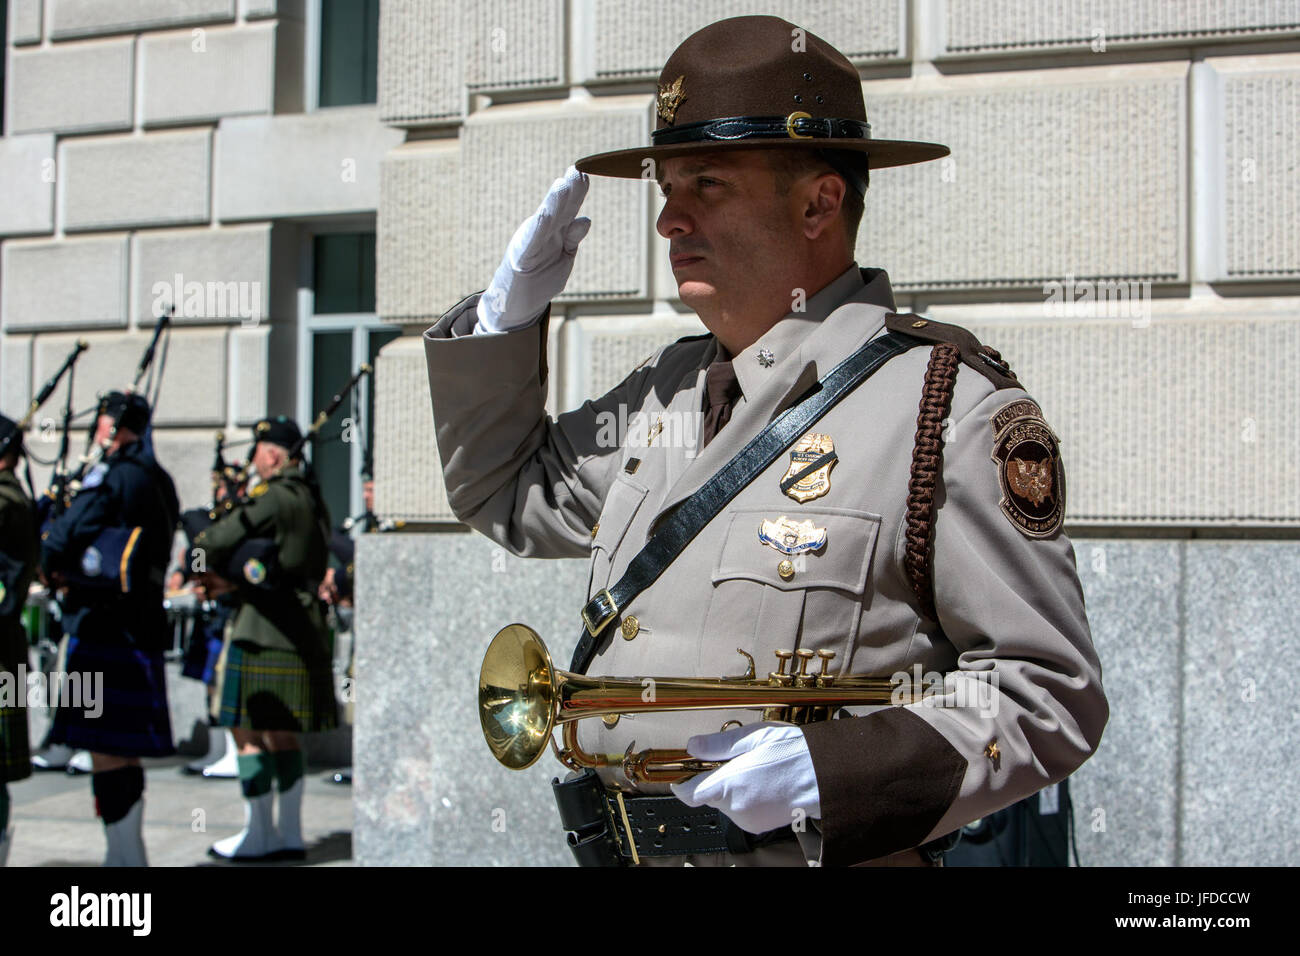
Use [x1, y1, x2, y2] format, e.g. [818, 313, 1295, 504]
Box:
[802, 708, 966, 867]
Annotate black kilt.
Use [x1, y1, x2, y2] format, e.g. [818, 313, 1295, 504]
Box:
[48, 636, 175, 758]
[1, 628, 32, 783]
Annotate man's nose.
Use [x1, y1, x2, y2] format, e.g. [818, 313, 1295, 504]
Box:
[656, 192, 693, 238]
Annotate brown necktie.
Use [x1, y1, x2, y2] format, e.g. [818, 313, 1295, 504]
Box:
[700, 355, 742, 449]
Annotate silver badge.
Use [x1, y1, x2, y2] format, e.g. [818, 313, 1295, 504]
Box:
[757, 348, 775, 368]
[758, 516, 828, 556]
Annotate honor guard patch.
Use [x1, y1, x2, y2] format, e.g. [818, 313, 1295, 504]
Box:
[991, 410, 1065, 538]
[780, 433, 837, 503]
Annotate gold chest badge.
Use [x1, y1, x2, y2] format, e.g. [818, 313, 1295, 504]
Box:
[780, 433, 837, 503]
[657, 75, 686, 124]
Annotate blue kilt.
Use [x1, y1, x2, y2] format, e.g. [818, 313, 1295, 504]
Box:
[49, 636, 175, 758]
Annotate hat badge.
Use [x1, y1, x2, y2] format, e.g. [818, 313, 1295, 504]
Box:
[657, 75, 687, 124]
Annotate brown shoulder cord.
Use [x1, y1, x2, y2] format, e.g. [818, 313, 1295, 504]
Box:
[904, 343, 961, 621]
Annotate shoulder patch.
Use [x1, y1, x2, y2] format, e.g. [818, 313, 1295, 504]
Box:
[990, 407, 1065, 538]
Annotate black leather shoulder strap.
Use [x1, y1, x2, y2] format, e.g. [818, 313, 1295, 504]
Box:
[571, 330, 927, 673]
[884, 313, 1019, 391]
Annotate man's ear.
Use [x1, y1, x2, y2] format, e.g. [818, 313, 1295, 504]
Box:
[801, 171, 847, 241]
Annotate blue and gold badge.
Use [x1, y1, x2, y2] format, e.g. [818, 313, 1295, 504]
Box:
[758, 516, 828, 556]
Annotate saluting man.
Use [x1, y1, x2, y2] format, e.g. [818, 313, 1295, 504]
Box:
[426, 15, 1108, 866]
[0, 415, 39, 866]
[195, 416, 337, 861]
[39, 392, 180, 866]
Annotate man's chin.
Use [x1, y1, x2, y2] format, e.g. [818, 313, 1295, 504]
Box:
[676, 280, 717, 310]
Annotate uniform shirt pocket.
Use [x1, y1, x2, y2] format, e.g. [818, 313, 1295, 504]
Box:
[588, 472, 650, 597]
[701, 507, 883, 673]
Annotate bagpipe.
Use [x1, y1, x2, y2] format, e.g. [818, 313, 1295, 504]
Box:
[188, 363, 373, 593]
[37, 311, 172, 594]
[0, 339, 88, 616]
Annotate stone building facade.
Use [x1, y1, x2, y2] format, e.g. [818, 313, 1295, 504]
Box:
[3, 1, 1299, 866]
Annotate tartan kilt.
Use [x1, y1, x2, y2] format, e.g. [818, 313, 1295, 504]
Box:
[48, 636, 175, 758]
[215, 640, 338, 733]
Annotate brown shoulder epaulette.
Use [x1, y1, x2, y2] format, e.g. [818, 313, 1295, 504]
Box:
[885, 313, 1019, 391]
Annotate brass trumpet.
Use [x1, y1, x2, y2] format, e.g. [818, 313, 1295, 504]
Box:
[478, 624, 913, 784]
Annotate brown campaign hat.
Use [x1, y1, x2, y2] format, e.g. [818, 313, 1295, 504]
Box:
[575, 15, 949, 182]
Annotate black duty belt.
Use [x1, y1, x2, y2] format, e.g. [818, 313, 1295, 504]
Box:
[553, 769, 797, 866]
[572, 330, 922, 673]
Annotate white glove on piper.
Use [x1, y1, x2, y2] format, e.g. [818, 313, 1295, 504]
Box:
[473, 165, 592, 335]
[670, 722, 822, 835]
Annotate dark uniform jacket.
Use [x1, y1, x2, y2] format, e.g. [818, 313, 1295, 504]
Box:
[40, 441, 179, 652]
[194, 464, 331, 661]
[0, 469, 38, 670]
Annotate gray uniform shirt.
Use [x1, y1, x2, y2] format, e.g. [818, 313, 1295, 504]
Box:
[424, 264, 1108, 866]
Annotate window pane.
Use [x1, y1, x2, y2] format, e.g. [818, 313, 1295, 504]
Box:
[319, 0, 379, 107]
[311, 330, 355, 529]
[313, 233, 376, 314]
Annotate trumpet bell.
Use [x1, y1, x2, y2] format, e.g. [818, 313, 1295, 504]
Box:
[478, 624, 557, 771]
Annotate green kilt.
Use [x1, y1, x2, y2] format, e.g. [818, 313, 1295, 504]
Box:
[215, 640, 338, 733]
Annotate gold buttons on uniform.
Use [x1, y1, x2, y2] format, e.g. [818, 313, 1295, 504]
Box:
[912, 320, 928, 329]
[621, 616, 640, 640]
[778, 559, 795, 581]
[590, 522, 599, 538]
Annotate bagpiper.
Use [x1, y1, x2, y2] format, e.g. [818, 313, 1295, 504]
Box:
[195, 415, 337, 861]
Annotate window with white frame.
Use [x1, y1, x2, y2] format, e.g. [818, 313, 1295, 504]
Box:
[299, 230, 397, 530]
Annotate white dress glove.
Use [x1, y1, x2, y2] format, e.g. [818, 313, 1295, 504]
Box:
[670, 722, 822, 835]
[473, 165, 592, 335]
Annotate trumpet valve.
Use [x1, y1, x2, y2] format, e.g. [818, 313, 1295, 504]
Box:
[816, 649, 836, 687]
[769, 649, 794, 687]
[794, 649, 816, 687]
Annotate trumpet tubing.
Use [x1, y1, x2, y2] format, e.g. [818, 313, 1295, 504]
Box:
[478, 624, 912, 785]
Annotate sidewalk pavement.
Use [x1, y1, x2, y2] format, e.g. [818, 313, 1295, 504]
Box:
[4, 757, 353, 867]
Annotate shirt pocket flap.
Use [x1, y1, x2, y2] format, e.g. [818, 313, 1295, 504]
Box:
[711, 507, 882, 596]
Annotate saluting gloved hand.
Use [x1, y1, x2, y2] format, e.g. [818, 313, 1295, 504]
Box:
[670, 721, 822, 835]
[474, 165, 592, 335]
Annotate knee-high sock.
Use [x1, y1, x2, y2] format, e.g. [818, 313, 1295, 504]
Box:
[273, 750, 304, 791]
[92, 767, 145, 824]
[238, 753, 275, 798]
